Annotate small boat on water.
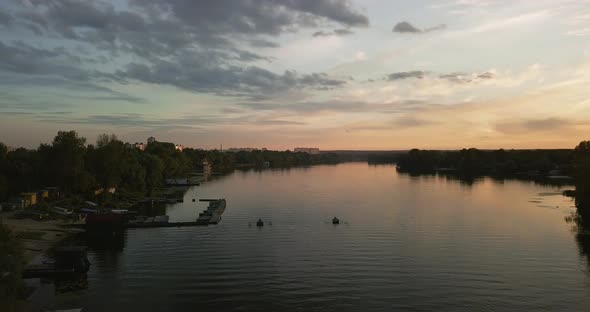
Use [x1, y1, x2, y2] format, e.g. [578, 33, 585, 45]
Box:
[256, 218, 264, 227]
[80, 208, 97, 214]
[332, 217, 340, 225]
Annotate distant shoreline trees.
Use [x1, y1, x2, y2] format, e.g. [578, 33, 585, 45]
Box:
[395, 148, 574, 177]
[0, 130, 342, 202]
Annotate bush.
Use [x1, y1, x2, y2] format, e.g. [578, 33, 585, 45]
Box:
[0, 223, 25, 309]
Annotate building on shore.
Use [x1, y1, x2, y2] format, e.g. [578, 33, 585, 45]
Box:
[94, 187, 116, 196]
[147, 136, 156, 144]
[45, 187, 61, 200]
[175, 144, 184, 151]
[20, 192, 37, 207]
[225, 147, 267, 152]
[0, 197, 25, 211]
[294, 147, 320, 155]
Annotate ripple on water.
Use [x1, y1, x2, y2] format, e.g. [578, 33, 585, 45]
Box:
[53, 164, 590, 311]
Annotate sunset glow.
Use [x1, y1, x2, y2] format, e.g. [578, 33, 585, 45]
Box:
[1, 0, 589, 149]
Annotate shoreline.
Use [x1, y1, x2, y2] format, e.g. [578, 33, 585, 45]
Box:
[0, 212, 79, 264]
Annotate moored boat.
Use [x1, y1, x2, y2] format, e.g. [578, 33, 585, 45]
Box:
[52, 206, 73, 215]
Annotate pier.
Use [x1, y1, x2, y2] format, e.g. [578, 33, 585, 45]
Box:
[71, 198, 228, 231]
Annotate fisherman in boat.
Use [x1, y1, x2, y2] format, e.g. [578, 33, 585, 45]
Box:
[256, 218, 264, 227]
[332, 217, 340, 224]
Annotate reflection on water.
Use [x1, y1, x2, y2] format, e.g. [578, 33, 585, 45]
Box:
[54, 275, 89, 294]
[564, 178, 590, 269]
[38, 163, 590, 311]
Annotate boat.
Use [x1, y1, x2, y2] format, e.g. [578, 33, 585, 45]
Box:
[52, 206, 73, 215]
[332, 217, 340, 224]
[256, 218, 264, 227]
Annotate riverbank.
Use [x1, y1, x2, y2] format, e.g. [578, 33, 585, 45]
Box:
[0, 212, 78, 263]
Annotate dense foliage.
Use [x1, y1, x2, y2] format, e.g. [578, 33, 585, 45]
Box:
[395, 148, 574, 176]
[229, 149, 339, 168]
[0, 131, 191, 200]
[0, 223, 24, 310]
[0, 131, 342, 202]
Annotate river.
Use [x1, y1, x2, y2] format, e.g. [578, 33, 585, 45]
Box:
[29, 163, 590, 311]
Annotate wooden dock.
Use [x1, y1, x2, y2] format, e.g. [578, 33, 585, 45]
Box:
[124, 221, 203, 228]
[68, 221, 207, 230]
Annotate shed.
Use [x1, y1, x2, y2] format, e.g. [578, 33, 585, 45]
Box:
[20, 192, 37, 207]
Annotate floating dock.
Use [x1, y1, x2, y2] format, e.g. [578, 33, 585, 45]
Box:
[125, 221, 200, 228]
[74, 199, 228, 230]
[196, 199, 226, 225]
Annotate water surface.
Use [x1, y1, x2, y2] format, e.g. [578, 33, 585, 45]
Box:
[32, 163, 590, 311]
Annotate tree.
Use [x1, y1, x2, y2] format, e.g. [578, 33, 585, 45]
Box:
[0, 143, 7, 160]
[0, 224, 24, 310]
[46, 131, 89, 193]
[87, 134, 125, 189]
[96, 133, 118, 148]
[0, 143, 7, 200]
[141, 154, 163, 196]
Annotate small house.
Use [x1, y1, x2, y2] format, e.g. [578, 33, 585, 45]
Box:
[38, 189, 49, 201]
[20, 192, 37, 207]
[45, 187, 61, 200]
[2, 197, 25, 210]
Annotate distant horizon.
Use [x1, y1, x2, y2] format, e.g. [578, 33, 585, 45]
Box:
[0, 129, 582, 152]
[1, 1, 589, 149]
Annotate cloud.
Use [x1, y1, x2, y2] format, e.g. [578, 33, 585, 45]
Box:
[0, 41, 98, 81]
[115, 54, 347, 98]
[343, 115, 438, 133]
[334, 28, 354, 36]
[238, 99, 372, 114]
[439, 71, 495, 83]
[386, 71, 426, 81]
[246, 39, 281, 48]
[37, 113, 306, 130]
[0, 11, 13, 26]
[236, 98, 436, 115]
[130, 0, 368, 35]
[494, 117, 575, 134]
[394, 116, 437, 128]
[312, 28, 354, 37]
[446, 10, 550, 37]
[392, 21, 421, 33]
[0, 111, 35, 116]
[393, 21, 446, 34]
[1, 0, 365, 101]
[14, 0, 367, 55]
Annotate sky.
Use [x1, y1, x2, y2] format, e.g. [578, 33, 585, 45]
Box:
[0, 0, 589, 150]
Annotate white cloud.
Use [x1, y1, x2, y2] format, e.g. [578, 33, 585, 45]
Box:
[447, 10, 552, 37]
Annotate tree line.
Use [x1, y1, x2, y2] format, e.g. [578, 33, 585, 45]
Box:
[395, 148, 574, 176]
[0, 130, 342, 202]
[391, 142, 590, 263]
